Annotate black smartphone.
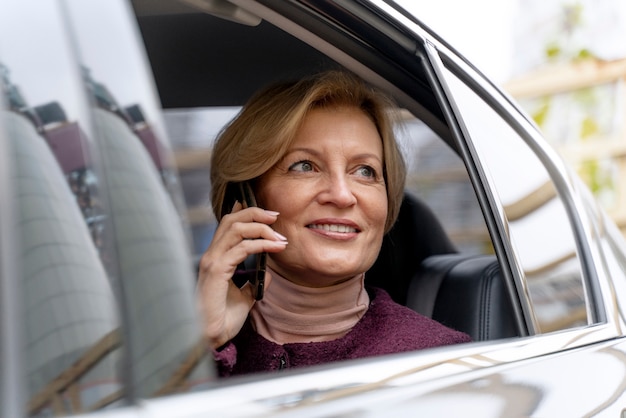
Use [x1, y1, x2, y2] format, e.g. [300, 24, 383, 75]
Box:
[238, 181, 267, 301]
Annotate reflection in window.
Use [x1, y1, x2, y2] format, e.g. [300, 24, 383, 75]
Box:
[1, 65, 106, 257]
[1, 0, 214, 415]
[0, 0, 122, 412]
[439, 65, 589, 332]
[65, 0, 214, 401]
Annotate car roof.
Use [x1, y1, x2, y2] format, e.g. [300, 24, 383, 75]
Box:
[130, 0, 446, 123]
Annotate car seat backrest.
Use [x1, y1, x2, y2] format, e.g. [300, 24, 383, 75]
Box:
[408, 254, 519, 341]
[367, 192, 457, 305]
[368, 192, 519, 342]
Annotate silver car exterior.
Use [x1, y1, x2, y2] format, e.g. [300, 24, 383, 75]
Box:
[2, 0, 626, 417]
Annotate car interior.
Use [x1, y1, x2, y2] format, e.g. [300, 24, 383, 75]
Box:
[368, 194, 519, 341]
[131, 0, 522, 342]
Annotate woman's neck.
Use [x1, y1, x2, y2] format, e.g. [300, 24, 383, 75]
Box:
[249, 267, 369, 344]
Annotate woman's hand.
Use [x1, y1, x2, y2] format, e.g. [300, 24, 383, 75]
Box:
[197, 201, 288, 349]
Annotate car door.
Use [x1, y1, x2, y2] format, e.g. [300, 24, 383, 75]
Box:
[4, 0, 626, 417]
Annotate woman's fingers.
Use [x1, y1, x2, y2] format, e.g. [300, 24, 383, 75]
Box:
[222, 204, 280, 227]
[196, 204, 288, 348]
[206, 206, 286, 265]
[199, 237, 285, 280]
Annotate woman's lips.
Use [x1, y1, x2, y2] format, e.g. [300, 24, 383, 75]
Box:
[305, 219, 361, 240]
[307, 223, 358, 233]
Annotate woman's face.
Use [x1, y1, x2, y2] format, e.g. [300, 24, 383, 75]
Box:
[256, 106, 388, 287]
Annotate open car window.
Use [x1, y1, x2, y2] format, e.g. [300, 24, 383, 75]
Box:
[142, 0, 513, 364]
[155, 2, 511, 347]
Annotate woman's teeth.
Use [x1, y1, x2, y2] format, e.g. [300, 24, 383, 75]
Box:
[308, 224, 357, 233]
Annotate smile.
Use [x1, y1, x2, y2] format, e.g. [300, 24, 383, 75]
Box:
[307, 224, 359, 233]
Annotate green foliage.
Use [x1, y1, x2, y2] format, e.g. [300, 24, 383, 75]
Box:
[531, 97, 551, 127]
[533, 1, 617, 205]
[579, 159, 614, 195]
[575, 48, 594, 60]
[580, 116, 599, 139]
[545, 43, 561, 60]
[572, 86, 596, 104]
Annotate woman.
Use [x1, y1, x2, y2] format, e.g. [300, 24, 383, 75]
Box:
[198, 71, 470, 377]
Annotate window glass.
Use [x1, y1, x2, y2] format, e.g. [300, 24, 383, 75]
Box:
[396, 115, 490, 255]
[63, 0, 213, 401]
[0, 0, 214, 415]
[163, 108, 239, 262]
[0, 1, 122, 415]
[437, 63, 590, 332]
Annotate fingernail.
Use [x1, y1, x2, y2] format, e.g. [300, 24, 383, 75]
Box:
[265, 210, 280, 216]
[273, 231, 288, 241]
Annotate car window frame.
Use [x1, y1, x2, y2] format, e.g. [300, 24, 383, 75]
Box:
[358, 0, 619, 335]
[227, 0, 620, 349]
[421, 38, 613, 334]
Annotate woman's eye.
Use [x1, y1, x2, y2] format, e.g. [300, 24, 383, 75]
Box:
[289, 161, 314, 172]
[356, 166, 376, 178]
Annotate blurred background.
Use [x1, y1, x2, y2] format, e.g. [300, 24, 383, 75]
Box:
[399, 0, 626, 237]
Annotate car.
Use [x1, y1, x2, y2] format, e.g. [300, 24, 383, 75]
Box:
[2, 0, 626, 417]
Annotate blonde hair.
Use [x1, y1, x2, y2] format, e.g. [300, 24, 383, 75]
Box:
[210, 71, 406, 232]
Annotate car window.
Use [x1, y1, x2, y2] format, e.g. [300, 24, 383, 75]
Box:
[163, 108, 239, 261]
[433, 57, 592, 333]
[396, 114, 490, 255]
[0, 1, 124, 415]
[0, 0, 214, 416]
[63, 0, 213, 403]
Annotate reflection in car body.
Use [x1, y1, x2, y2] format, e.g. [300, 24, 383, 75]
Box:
[2, 0, 626, 417]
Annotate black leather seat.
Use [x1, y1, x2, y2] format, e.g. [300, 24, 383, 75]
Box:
[408, 254, 519, 341]
[367, 193, 519, 342]
[367, 193, 457, 305]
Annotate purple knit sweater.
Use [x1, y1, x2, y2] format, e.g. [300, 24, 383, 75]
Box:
[214, 287, 471, 377]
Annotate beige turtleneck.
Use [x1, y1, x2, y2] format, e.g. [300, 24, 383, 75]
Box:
[249, 267, 370, 344]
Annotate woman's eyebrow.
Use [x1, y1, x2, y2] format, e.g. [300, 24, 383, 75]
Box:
[286, 148, 382, 162]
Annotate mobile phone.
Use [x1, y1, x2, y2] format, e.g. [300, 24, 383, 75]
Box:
[238, 181, 267, 301]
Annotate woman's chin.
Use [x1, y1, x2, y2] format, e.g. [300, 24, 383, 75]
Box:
[270, 250, 376, 286]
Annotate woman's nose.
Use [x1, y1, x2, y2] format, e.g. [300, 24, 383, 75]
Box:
[318, 174, 357, 207]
